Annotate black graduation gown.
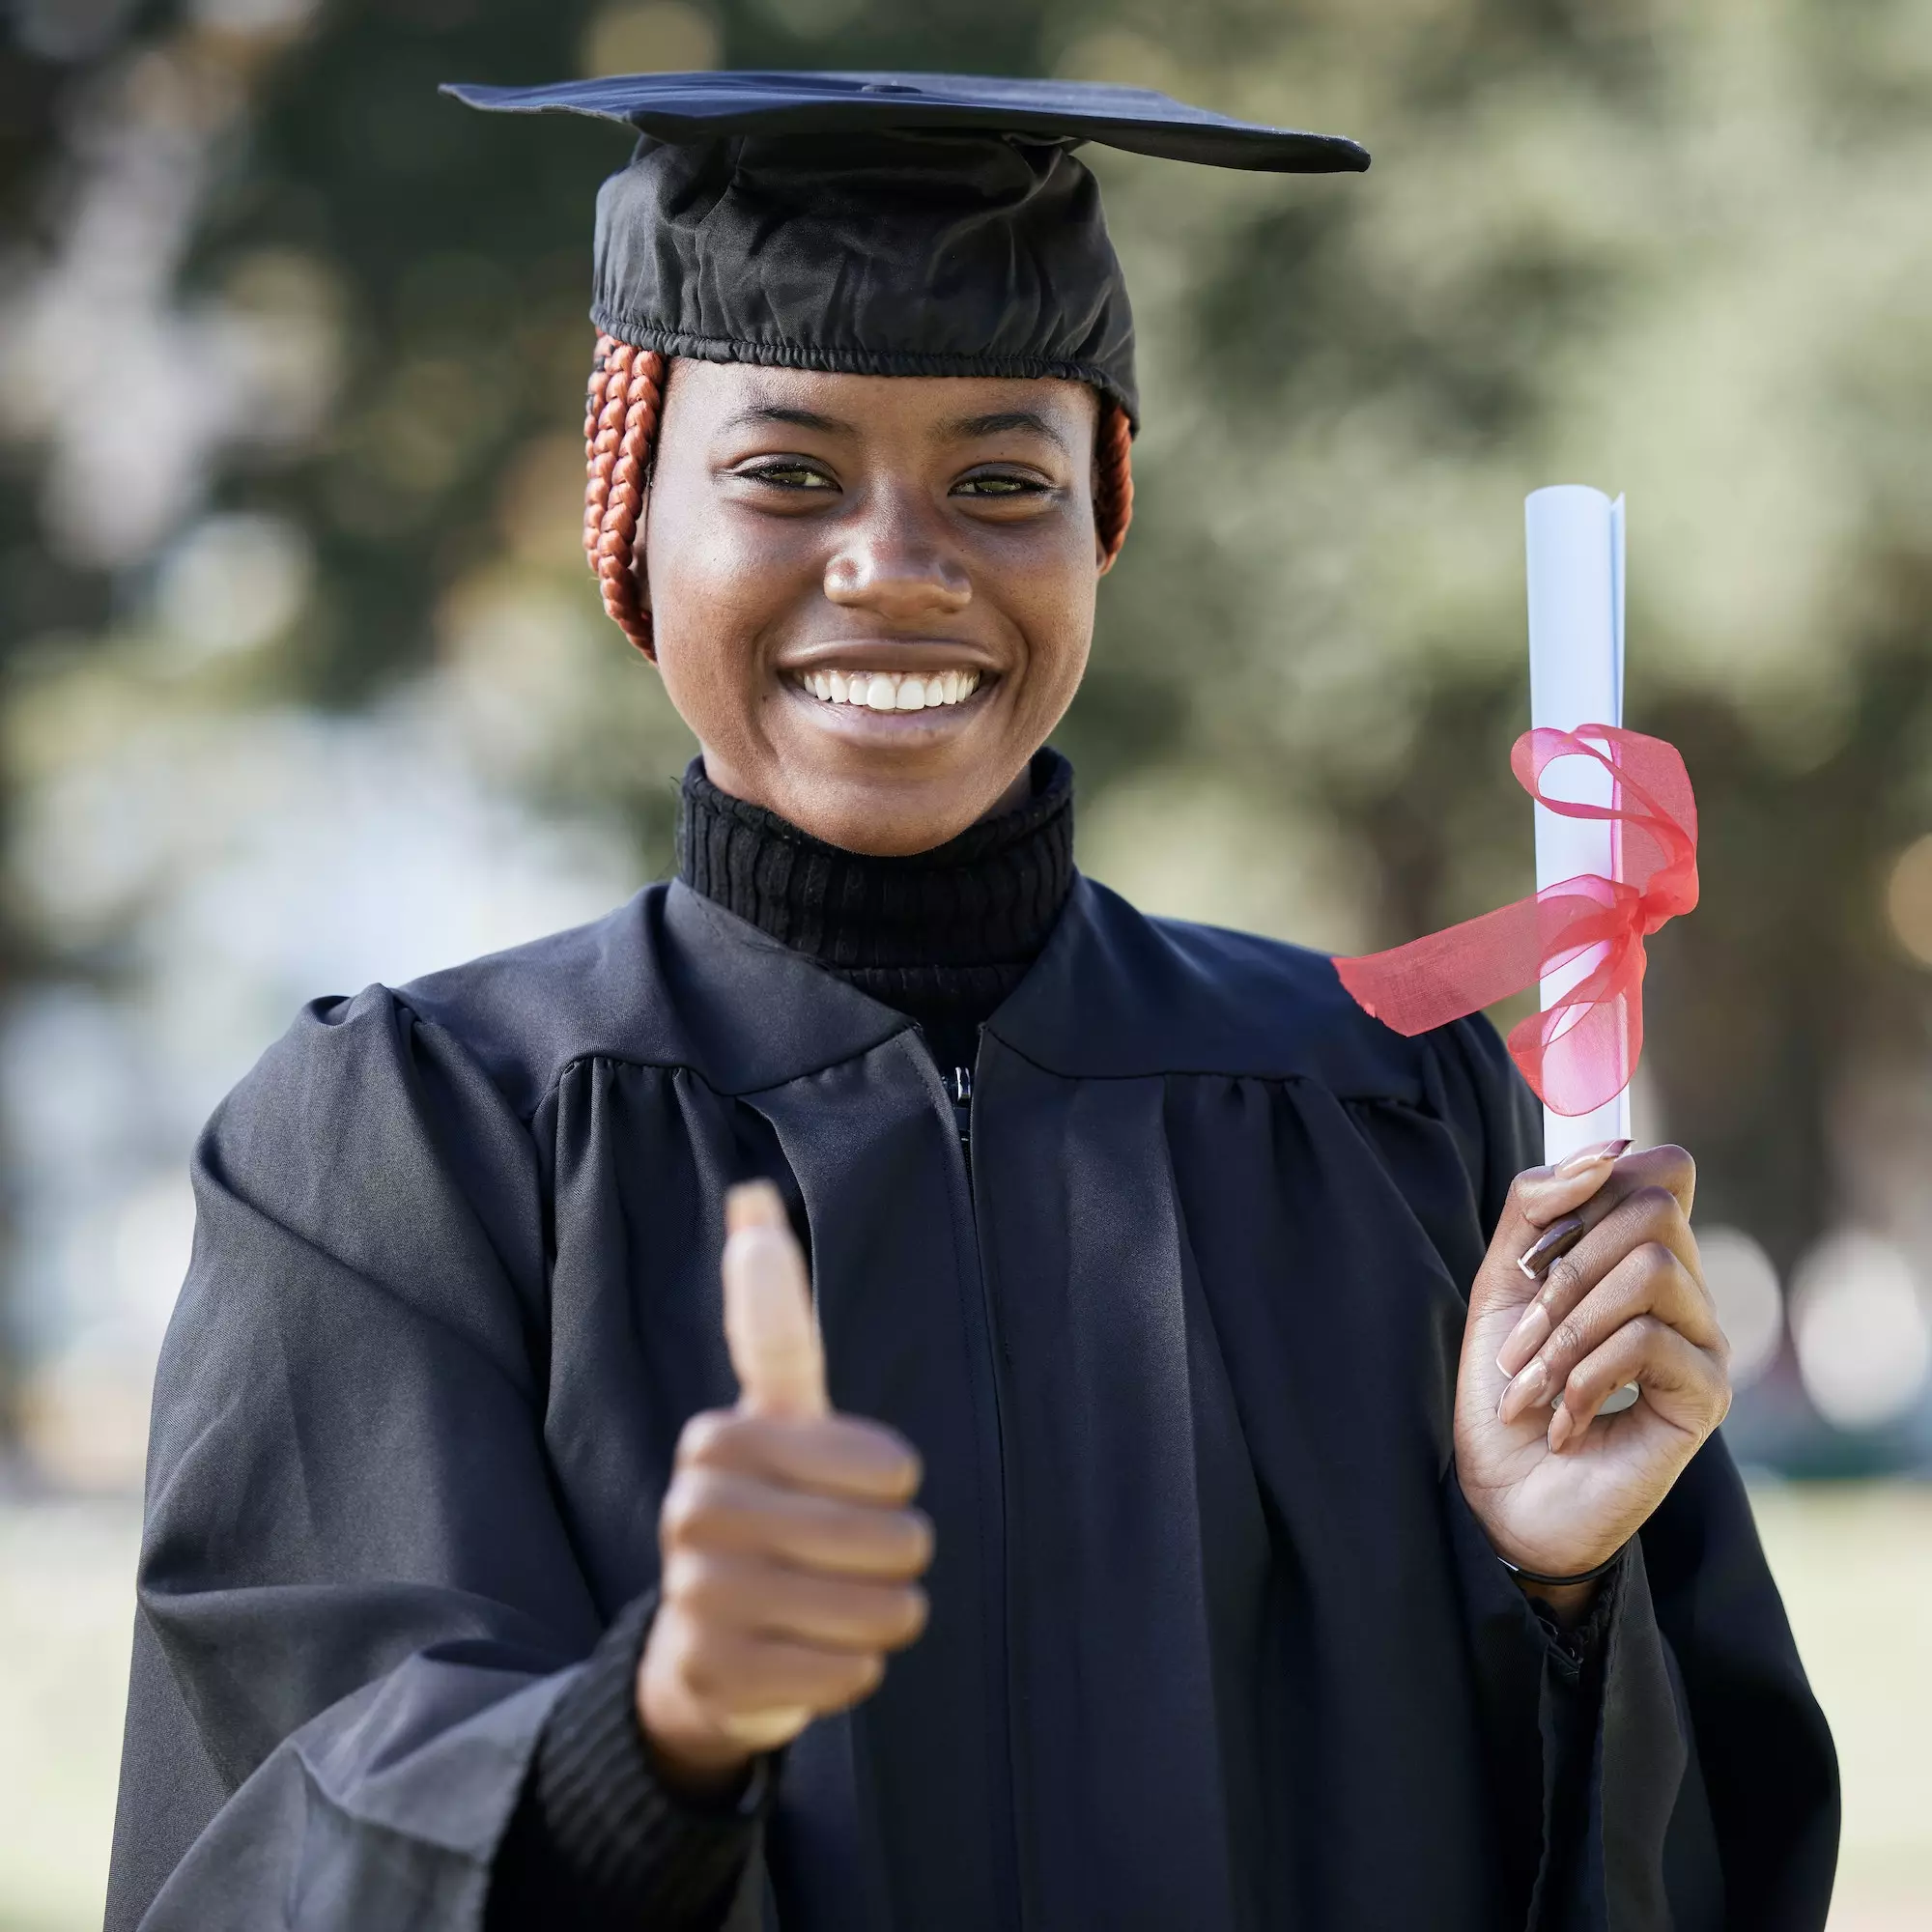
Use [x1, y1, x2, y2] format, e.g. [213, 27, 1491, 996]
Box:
[107, 874, 1838, 1930]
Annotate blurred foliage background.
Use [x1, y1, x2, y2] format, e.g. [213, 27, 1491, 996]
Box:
[0, 0, 1928, 1926]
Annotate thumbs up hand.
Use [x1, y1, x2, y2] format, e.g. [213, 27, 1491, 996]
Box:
[637, 1183, 932, 1796]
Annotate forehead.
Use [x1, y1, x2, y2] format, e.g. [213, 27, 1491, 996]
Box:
[668, 359, 1099, 441]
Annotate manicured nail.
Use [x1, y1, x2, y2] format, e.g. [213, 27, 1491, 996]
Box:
[1498, 1356, 1549, 1423]
[1547, 1401, 1575, 1454]
[1517, 1214, 1586, 1281]
[1497, 1301, 1551, 1377]
[1552, 1138, 1632, 1177]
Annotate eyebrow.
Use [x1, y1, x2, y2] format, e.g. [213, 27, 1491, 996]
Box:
[719, 399, 1071, 454]
[722, 403, 854, 436]
[942, 409, 1070, 454]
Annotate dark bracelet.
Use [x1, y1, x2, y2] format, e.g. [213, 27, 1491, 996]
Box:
[1494, 1544, 1627, 1588]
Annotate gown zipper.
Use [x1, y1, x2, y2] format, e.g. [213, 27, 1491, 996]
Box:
[948, 1064, 974, 1163]
[939, 1045, 1022, 1926]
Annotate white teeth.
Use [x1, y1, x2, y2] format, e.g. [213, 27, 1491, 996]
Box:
[797, 668, 983, 710]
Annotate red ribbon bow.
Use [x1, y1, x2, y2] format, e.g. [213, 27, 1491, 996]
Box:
[1334, 725, 1698, 1117]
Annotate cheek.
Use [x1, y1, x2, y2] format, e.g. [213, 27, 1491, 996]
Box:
[997, 527, 1098, 713]
[643, 490, 813, 707]
[648, 487, 802, 616]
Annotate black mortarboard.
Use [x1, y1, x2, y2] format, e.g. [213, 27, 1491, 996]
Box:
[442, 72, 1368, 430]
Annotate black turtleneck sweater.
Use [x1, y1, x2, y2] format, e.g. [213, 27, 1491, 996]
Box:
[675, 749, 1076, 1080]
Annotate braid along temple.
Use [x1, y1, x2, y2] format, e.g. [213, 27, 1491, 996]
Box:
[582, 338, 1135, 652]
[584, 333, 667, 657]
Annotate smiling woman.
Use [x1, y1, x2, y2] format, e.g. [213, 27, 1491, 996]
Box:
[108, 70, 1835, 1932]
[640, 362, 1107, 852]
[585, 340, 1133, 853]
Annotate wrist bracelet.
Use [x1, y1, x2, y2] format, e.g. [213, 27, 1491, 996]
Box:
[1494, 1544, 1627, 1588]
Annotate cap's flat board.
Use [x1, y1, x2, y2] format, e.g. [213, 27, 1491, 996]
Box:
[441, 71, 1369, 174]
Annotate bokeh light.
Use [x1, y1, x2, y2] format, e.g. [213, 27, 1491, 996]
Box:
[1885, 834, 1932, 967]
[189, 0, 320, 32]
[1696, 1225, 1783, 1390]
[1789, 1231, 1932, 1431]
[153, 513, 312, 661]
[581, 2, 719, 75]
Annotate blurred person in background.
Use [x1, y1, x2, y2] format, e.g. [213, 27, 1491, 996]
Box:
[103, 70, 1835, 1932]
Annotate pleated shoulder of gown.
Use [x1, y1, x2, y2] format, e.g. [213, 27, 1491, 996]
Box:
[992, 875, 1539, 1155]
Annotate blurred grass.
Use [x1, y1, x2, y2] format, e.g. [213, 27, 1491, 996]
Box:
[1748, 1483, 1932, 1930]
[0, 1499, 134, 1932]
[1, 1485, 1926, 1929]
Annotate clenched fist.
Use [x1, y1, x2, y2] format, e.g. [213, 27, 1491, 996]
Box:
[637, 1181, 933, 1795]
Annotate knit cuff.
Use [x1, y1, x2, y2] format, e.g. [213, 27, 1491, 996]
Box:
[488, 1592, 766, 1930]
[1527, 1549, 1626, 1677]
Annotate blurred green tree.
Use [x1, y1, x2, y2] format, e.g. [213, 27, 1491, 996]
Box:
[3, 0, 1929, 1463]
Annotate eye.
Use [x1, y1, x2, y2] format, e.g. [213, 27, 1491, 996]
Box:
[953, 469, 1049, 499]
[740, 460, 838, 492]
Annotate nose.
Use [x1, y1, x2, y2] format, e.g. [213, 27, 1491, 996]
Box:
[823, 512, 972, 620]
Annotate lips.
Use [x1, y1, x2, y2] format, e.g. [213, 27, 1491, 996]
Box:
[793, 668, 983, 712]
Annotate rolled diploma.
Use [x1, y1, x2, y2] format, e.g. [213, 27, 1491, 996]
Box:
[1525, 485, 1632, 1166]
[1527, 487, 1639, 1417]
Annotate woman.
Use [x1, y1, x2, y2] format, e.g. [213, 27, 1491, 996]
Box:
[108, 72, 1835, 1932]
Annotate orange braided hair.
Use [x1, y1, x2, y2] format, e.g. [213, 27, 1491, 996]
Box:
[582, 333, 1134, 652]
[584, 334, 668, 656]
[1092, 394, 1135, 574]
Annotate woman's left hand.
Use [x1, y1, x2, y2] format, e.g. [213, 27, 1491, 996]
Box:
[1455, 1142, 1732, 1592]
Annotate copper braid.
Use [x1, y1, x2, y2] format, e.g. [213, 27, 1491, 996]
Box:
[582, 337, 1135, 651]
[1093, 396, 1135, 573]
[584, 333, 667, 657]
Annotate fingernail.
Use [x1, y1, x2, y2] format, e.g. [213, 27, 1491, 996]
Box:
[1517, 1214, 1586, 1280]
[1548, 1403, 1574, 1454]
[1553, 1138, 1632, 1177]
[1498, 1356, 1549, 1423]
[725, 1179, 787, 1235]
[1497, 1301, 1551, 1377]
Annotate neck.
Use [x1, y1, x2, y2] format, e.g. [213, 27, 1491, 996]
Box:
[675, 750, 1076, 1070]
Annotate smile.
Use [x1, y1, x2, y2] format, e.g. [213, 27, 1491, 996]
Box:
[792, 668, 984, 712]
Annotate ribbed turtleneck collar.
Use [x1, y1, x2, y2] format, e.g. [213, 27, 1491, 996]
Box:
[675, 750, 1075, 1072]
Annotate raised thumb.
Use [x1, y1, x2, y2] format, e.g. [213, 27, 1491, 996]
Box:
[722, 1181, 828, 1420]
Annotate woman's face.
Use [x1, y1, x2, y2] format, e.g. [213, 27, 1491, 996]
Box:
[641, 360, 1104, 856]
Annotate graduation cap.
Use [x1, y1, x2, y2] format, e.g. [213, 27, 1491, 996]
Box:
[442, 71, 1369, 430]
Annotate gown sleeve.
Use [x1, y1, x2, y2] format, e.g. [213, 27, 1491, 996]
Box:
[1428, 1016, 1839, 1931]
[104, 988, 759, 1931]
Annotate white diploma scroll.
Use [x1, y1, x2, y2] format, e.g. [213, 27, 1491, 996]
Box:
[1525, 485, 1632, 1167]
[1526, 488, 1642, 1418]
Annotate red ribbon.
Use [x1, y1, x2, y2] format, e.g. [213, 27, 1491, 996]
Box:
[1334, 726, 1698, 1117]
